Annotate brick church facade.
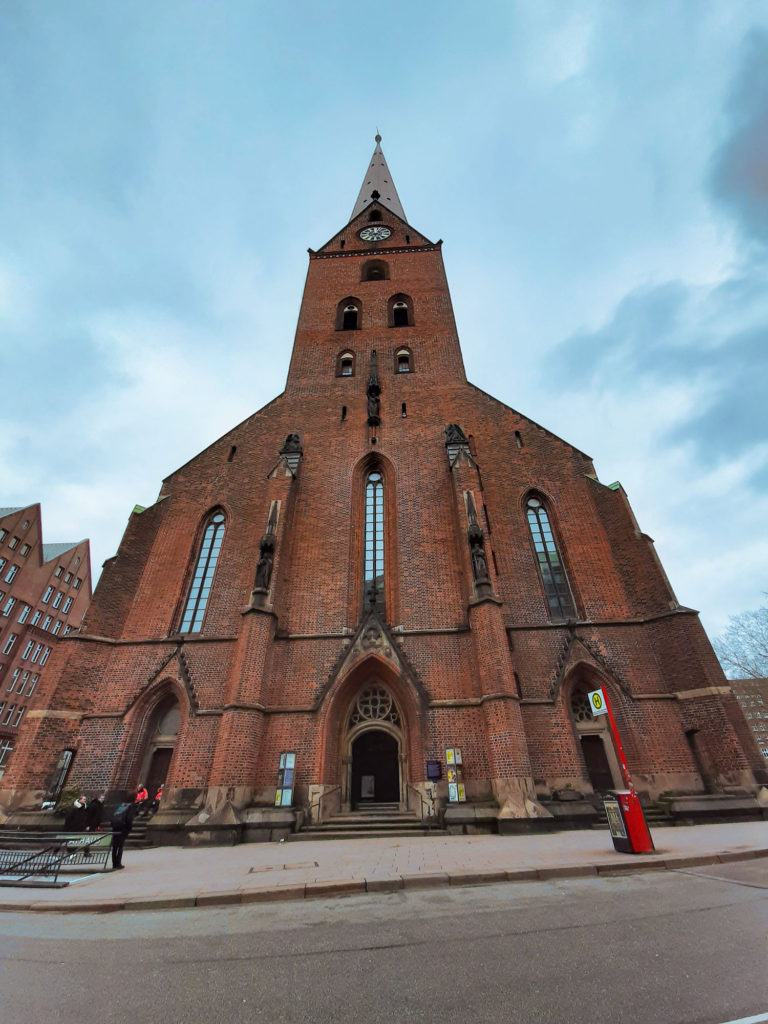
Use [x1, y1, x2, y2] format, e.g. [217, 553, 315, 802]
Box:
[1, 138, 764, 841]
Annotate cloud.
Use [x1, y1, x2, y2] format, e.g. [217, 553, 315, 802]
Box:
[710, 29, 768, 247]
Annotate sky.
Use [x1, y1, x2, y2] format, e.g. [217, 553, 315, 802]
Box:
[1, 1, 767, 640]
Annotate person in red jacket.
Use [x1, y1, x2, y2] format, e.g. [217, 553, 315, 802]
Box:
[135, 784, 149, 816]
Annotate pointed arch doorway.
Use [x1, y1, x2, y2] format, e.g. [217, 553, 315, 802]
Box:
[138, 695, 181, 795]
[569, 683, 624, 794]
[343, 684, 404, 809]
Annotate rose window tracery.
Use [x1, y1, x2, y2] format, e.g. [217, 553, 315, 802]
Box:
[570, 689, 594, 723]
[348, 685, 400, 727]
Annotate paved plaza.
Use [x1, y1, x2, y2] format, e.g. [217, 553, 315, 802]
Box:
[0, 820, 766, 913]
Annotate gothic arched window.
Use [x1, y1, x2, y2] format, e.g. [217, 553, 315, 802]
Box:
[395, 348, 412, 373]
[364, 472, 385, 612]
[361, 259, 389, 282]
[388, 294, 413, 328]
[337, 350, 355, 377]
[179, 511, 225, 633]
[336, 297, 362, 332]
[525, 495, 575, 620]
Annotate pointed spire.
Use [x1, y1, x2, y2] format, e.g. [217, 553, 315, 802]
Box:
[350, 134, 406, 223]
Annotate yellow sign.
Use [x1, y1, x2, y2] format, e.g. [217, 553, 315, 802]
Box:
[446, 748, 455, 765]
[457, 783, 466, 802]
[275, 789, 282, 806]
[587, 688, 608, 716]
[447, 768, 457, 783]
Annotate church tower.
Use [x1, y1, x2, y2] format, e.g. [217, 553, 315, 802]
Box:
[1, 137, 763, 840]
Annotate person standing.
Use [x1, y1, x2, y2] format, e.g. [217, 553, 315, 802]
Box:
[86, 794, 105, 831]
[110, 798, 136, 870]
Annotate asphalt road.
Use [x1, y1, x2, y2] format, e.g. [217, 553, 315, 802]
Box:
[1, 860, 767, 1024]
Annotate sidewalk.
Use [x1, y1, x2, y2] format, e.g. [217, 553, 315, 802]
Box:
[0, 821, 766, 914]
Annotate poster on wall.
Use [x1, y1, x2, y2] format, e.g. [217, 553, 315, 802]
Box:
[448, 783, 459, 802]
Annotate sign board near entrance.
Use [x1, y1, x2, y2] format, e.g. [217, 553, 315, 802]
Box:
[587, 688, 608, 716]
[603, 795, 627, 839]
[445, 749, 466, 801]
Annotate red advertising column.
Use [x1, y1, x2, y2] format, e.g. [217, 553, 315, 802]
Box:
[588, 687, 654, 854]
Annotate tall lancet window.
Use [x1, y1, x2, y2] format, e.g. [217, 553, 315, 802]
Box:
[180, 511, 225, 633]
[364, 472, 385, 612]
[525, 496, 575, 620]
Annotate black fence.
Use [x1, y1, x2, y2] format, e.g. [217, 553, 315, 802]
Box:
[0, 832, 112, 885]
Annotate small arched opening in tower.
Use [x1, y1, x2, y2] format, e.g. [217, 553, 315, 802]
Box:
[388, 294, 414, 328]
[336, 297, 362, 332]
[361, 259, 390, 282]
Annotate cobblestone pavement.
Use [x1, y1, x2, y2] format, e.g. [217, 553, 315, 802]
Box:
[0, 820, 765, 913]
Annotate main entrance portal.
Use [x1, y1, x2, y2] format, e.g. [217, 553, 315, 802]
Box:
[351, 729, 400, 806]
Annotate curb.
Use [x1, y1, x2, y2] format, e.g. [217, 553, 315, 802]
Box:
[1, 848, 766, 915]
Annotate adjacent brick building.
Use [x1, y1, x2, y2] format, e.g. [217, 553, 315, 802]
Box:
[1, 139, 763, 840]
[730, 679, 768, 762]
[0, 504, 91, 781]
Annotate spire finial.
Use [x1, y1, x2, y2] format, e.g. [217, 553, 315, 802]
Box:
[350, 135, 406, 223]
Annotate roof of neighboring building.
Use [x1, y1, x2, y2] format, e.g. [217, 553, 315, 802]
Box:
[42, 541, 81, 563]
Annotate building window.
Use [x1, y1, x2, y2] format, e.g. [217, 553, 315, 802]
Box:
[0, 740, 13, 774]
[62, 597, 73, 614]
[12, 708, 23, 728]
[361, 259, 389, 282]
[31, 610, 42, 625]
[0, 530, 6, 542]
[2, 597, 15, 617]
[395, 348, 412, 373]
[8, 669, 20, 693]
[44, 749, 75, 803]
[30, 643, 43, 664]
[19, 671, 29, 694]
[388, 294, 414, 328]
[342, 305, 358, 330]
[20, 543, 30, 557]
[525, 495, 576, 619]
[20, 641, 34, 660]
[2, 634, 18, 656]
[41, 615, 52, 630]
[5, 565, 19, 583]
[2, 704, 15, 726]
[27, 674, 38, 696]
[179, 511, 226, 633]
[74, 578, 82, 590]
[0, 558, 5, 574]
[39, 646, 51, 666]
[52, 621, 62, 635]
[55, 566, 63, 578]
[52, 591, 63, 608]
[42, 586, 53, 603]
[64, 572, 72, 583]
[63, 625, 72, 636]
[363, 471, 385, 613]
[336, 351, 355, 377]
[8, 536, 19, 550]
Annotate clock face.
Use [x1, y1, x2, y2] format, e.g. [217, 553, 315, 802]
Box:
[359, 225, 392, 242]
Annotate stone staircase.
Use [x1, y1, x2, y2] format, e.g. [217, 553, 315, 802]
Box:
[126, 819, 154, 849]
[591, 798, 673, 831]
[287, 801, 446, 842]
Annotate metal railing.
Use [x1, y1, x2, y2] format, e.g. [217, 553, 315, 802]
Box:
[0, 832, 112, 885]
[306, 785, 341, 825]
[406, 783, 436, 830]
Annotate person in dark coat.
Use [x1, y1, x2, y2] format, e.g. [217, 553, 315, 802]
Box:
[85, 795, 105, 831]
[110, 799, 136, 869]
[68, 795, 88, 832]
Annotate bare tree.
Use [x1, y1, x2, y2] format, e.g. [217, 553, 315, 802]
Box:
[713, 602, 768, 679]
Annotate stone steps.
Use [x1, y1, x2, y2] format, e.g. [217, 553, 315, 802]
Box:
[289, 802, 446, 842]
